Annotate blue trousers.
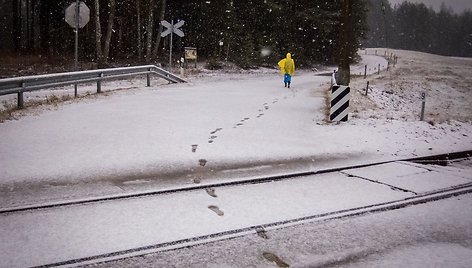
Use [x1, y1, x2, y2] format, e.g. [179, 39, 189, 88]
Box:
[284, 74, 292, 84]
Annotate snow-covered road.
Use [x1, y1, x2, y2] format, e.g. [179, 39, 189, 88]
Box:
[1, 55, 471, 198]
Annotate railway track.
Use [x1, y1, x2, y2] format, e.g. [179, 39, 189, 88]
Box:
[40, 183, 472, 268]
[1, 151, 471, 268]
[2, 150, 471, 215]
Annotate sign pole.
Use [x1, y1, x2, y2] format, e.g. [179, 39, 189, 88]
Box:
[65, 1, 89, 96]
[74, 0, 79, 97]
[161, 19, 184, 72]
[169, 20, 173, 71]
[420, 92, 426, 121]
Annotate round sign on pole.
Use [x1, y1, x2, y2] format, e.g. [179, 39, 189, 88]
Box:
[65, 1, 90, 29]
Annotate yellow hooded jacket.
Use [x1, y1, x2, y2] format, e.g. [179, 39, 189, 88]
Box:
[277, 53, 295, 76]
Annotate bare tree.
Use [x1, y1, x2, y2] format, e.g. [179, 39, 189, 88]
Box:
[94, 0, 103, 63]
[103, 0, 116, 60]
[94, 0, 116, 65]
[137, 0, 142, 59]
[145, 0, 156, 63]
[32, 0, 41, 51]
[152, 0, 167, 60]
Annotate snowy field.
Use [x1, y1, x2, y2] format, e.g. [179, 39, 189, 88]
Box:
[0, 49, 471, 193]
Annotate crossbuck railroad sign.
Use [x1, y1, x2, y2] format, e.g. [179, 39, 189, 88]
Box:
[161, 20, 185, 37]
[161, 20, 185, 71]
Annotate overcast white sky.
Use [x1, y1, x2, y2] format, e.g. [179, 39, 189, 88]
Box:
[389, 0, 472, 13]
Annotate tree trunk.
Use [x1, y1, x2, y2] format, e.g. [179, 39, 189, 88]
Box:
[102, 0, 116, 60]
[145, 0, 156, 63]
[137, 0, 142, 59]
[152, 0, 167, 60]
[32, 0, 41, 51]
[94, 0, 103, 64]
[337, 0, 352, 86]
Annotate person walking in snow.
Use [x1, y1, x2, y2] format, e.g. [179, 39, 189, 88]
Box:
[278, 53, 295, 88]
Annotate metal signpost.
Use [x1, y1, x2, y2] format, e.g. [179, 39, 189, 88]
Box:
[65, 1, 90, 96]
[161, 20, 185, 71]
[420, 92, 426, 121]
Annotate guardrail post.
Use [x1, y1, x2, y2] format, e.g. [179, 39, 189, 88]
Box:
[18, 82, 25, 109]
[97, 73, 103, 93]
[365, 81, 369, 96]
[147, 68, 151, 87]
[364, 65, 367, 79]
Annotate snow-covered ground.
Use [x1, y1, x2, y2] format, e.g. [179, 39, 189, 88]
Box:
[85, 192, 472, 268]
[0, 49, 471, 193]
[1, 160, 471, 267]
[1, 49, 472, 267]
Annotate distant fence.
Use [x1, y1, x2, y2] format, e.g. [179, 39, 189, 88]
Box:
[328, 49, 398, 122]
[0, 65, 186, 108]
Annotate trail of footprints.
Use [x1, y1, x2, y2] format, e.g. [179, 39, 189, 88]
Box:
[191, 97, 282, 150]
[188, 96, 292, 267]
[192, 155, 289, 267]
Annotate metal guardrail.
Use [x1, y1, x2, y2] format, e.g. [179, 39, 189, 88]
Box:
[0, 65, 186, 108]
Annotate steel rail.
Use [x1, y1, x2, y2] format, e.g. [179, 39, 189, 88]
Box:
[1, 150, 470, 267]
[33, 182, 472, 268]
[2, 150, 471, 215]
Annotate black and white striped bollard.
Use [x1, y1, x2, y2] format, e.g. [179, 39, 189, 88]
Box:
[330, 85, 350, 122]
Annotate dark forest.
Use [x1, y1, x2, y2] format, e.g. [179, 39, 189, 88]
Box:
[0, 0, 470, 73]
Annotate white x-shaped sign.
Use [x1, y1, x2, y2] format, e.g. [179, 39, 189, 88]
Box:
[161, 20, 185, 37]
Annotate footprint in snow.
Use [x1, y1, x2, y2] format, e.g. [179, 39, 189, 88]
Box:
[199, 159, 207, 167]
[210, 128, 223, 134]
[206, 188, 217, 198]
[255, 227, 269, 239]
[262, 252, 289, 268]
[208, 205, 224, 216]
[208, 135, 218, 143]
